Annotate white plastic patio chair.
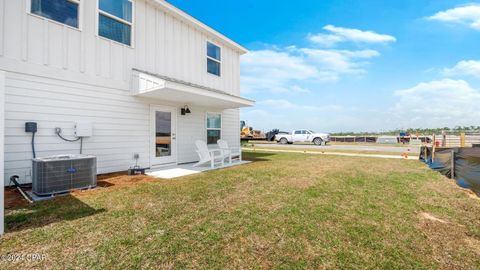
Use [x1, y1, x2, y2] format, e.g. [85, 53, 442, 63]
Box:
[193, 140, 224, 168]
[217, 139, 242, 164]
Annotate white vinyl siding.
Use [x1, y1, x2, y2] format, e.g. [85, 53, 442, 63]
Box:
[0, 0, 246, 185]
[0, 71, 5, 234]
[2, 0, 242, 96]
[3, 72, 150, 184]
[2, 72, 241, 185]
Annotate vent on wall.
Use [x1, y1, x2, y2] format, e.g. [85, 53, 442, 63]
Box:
[32, 155, 97, 196]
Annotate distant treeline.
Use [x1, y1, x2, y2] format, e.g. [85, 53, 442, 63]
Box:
[332, 126, 480, 136]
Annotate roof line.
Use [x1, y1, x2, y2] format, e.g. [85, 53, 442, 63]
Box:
[151, 0, 248, 54]
[133, 68, 255, 103]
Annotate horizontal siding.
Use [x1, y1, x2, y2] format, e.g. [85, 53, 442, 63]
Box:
[3, 72, 241, 185]
[176, 106, 208, 164]
[0, 0, 245, 186]
[0, 71, 5, 234]
[222, 109, 241, 149]
[175, 107, 240, 164]
[0, 0, 242, 95]
[3, 72, 150, 185]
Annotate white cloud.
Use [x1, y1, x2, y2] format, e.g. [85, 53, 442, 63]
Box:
[241, 25, 393, 94]
[300, 48, 379, 75]
[291, 85, 312, 94]
[243, 100, 345, 132]
[428, 4, 480, 30]
[307, 33, 344, 47]
[241, 48, 380, 93]
[443, 60, 480, 78]
[340, 49, 381, 58]
[241, 50, 320, 94]
[259, 99, 301, 109]
[308, 25, 396, 47]
[243, 79, 480, 132]
[393, 79, 480, 127]
[242, 100, 379, 133]
[259, 99, 344, 111]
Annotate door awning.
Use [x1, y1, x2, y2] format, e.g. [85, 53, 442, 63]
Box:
[132, 69, 255, 109]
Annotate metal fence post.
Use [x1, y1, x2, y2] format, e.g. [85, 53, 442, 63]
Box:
[451, 150, 455, 179]
[432, 134, 436, 161]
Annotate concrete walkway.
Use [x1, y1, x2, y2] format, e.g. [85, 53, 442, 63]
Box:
[147, 160, 251, 179]
[244, 148, 419, 160]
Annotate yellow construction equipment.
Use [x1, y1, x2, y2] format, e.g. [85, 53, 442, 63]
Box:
[240, 121, 265, 141]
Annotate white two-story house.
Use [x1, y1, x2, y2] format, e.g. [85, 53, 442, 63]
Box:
[0, 0, 254, 188]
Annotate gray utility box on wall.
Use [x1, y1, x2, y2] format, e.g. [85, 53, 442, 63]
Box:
[32, 155, 97, 196]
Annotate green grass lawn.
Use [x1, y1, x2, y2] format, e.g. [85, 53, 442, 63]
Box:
[1, 152, 479, 269]
[243, 145, 413, 157]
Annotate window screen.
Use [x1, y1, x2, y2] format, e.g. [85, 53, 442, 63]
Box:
[31, 0, 79, 28]
[207, 42, 221, 76]
[99, 0, 132, 22]
[99, 14, 131, 46]
[207, 113, 221, 144]
[98, 0, 132, 46]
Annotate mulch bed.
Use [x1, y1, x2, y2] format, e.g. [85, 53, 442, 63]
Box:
[5, 171, 156, 209]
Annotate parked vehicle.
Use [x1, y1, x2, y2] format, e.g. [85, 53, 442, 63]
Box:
[275, 130, 330, 145]
[265, 129, 289, 142]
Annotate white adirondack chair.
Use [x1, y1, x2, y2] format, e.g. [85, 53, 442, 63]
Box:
[217, 139, 242, 164]
[193, 140, 224, 168]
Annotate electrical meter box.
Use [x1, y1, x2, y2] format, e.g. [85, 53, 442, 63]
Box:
[75, 122, 93, 137]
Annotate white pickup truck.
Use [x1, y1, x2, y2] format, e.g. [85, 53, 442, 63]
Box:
[275, 129, 330, 145]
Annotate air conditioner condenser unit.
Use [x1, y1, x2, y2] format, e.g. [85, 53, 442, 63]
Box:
[32, 155, 97, 196]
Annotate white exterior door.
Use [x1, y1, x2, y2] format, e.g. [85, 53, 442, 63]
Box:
[151, 105, 177, 166]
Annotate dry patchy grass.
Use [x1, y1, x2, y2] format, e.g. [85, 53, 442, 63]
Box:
[0, 151, 479, 269]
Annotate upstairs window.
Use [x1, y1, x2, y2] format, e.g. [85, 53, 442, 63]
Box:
[30, 0, 80, 28]
[98, 0, 133, 46]
[207, 42, 221, 76]
[206, 113, 221, 144]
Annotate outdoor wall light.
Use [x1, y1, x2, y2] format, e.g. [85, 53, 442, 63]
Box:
[181, 105, 191, 115]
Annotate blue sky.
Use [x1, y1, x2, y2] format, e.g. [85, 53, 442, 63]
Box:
[169, 0, 480, 132]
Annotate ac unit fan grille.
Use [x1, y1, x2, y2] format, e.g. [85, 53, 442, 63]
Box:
[32, 155, 97, 196]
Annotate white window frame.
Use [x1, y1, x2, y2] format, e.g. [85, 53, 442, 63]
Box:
[206, 41, 222, 77]
[26, 0, 83, 31]
[96, 0, 135, 48]
[206, 112, 222, 144]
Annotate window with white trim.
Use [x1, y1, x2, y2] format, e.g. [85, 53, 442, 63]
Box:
[98, 0, 133, 46]
[207, 42, 221, 76]
[206, 113, 221, 144]
[30, 0, 80, 28]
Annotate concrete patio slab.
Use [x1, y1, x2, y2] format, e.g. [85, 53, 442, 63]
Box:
[146, 161, 251, 179]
